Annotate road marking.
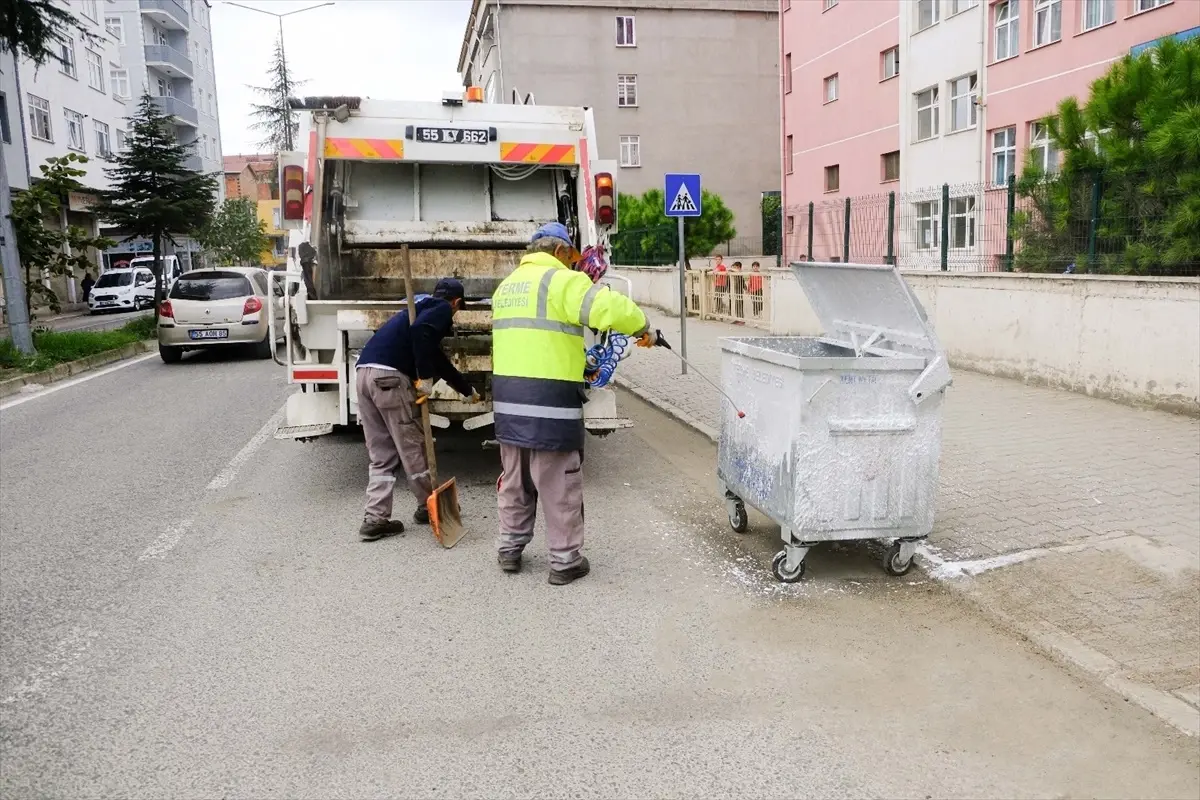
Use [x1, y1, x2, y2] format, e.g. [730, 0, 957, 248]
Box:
[2, 628, 97, 705]
[138, 404, 286, 561]
[0, 352, 157, 411]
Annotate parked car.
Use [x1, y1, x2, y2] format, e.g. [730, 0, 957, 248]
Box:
[88, 268, 156, 314]
[157, 267, 284, 363]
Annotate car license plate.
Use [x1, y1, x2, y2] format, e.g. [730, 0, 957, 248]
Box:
[414, 126, 489, 145]
[189, 329, 229, 340]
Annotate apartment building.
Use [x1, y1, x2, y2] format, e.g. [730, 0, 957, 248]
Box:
[458, 0, 780, 251]
[224, 154, 286, 266]
[782, 0, 1195, 267]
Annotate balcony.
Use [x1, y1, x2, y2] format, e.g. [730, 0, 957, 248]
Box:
[144, 44, 193, 79]
[139, 0, 189, 30]
[183, 155, 203, 172]
[151, 95, 198, 127]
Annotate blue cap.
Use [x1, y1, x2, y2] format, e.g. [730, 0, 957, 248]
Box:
[432, 277, 465, 300]
[531, 222, 582, 262]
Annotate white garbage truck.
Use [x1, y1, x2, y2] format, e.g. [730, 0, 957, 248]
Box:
[271, 91, 630, 443]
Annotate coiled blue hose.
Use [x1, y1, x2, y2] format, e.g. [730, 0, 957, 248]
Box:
[584, 333, 632, 388]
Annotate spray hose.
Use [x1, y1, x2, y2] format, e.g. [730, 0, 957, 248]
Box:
[583, 333, 632, 388]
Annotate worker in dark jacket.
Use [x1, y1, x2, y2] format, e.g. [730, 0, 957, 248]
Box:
[354, 278, 477, 541]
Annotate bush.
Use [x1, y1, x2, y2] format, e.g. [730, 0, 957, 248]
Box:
[0, 316, 157, 373]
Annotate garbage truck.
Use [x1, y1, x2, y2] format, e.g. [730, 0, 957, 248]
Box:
[271, 90, 629, 443]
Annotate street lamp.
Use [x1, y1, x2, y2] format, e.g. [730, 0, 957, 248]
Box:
[223, 1, 334, 150]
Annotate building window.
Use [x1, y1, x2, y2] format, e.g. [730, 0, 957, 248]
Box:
[81, 0, 99, 20]
[484, 71, 497, 104]
[786, 215, 795, 234]
[824, 165, 840, 193]
[991, 126, 1016, 186]
[824, 74, 839, 103]
[881, 47, 899, 80]
[915, 86, 939, 141]
[882, 150, 900, 182]
[824, 0, 838, 9]
[111, 68, 130, 98]
[0, 92, 10, 144]
[615, 15, 635, 47]
[65, 108, 86, 152]
[1029, 121, 1060, 173]
[916, 0, 939, 31]
[153, 25, 168, 46]
[273, 208, 282, 229]
[994, 1, 1019, 61]
[1034, 0, 1062, 46]
[950, 0, 979, 12]
[157, 76, 173, 97]
[1083, 0, 1115, 30]
[86, 50, 105, 92]
[28, 94, 52, 141]
[617, 74, 637, 107]
[915, 201, 939, 250]
[56, 36, 77, 78]
[105, 16, 124, 42]
[948, 73, 977, 132]
[1136, 0, 1169, 10]
[619, 135, 640, 167]
[949, 197, 976, 249]
[116, 129, 128, 151]
[785, 134, 794, 174]
[94, 121, 111, 157]
[784, 53, 792, 94]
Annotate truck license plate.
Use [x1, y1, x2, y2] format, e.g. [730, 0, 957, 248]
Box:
[189, 329, 229, 340]
[414, 127, 489, 145]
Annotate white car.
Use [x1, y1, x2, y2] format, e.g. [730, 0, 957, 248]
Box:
[157, 267, 285, 362]
[88, 268, 156, 314]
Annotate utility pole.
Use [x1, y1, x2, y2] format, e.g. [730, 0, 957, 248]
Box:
[0, 129, 35, 354]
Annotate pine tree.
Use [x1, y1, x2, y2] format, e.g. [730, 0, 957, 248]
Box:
[247, 36, 305, 152]
[94, 94, 218, 316]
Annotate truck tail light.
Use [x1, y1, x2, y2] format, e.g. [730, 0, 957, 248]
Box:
[282, 164, 304, 221]
[160, 300, 174, 319]
[243, 296, 263, 316]
[595, 172, 615, 227]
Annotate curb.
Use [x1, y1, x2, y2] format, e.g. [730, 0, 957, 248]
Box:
[615, 374, 1200, 738]
[0, 341, 155, 400]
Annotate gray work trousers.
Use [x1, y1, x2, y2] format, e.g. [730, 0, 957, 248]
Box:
[356, 367, 431, 522]
[497, 444, 585, 570]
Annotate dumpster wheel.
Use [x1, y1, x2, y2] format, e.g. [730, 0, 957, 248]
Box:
[728, 502, 748, 533]
[884, 543, 915, 577]
[771, 550, 805, 583]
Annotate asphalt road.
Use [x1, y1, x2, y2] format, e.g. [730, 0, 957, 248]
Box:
[1, 354, 1198, 799]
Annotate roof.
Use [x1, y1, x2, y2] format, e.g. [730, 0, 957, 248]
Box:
[223, 153, 276, 176]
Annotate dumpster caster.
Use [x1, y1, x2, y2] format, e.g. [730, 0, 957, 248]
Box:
[884, 542, 916, 577]
[771, 550, 806, 583]
[728, 502, 748, 534]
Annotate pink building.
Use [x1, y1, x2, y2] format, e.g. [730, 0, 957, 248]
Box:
[984, 0, 1197, 187]
[780, 0, 900, 261]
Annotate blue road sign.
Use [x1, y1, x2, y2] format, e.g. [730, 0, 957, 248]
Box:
[664, 173, 702, 218]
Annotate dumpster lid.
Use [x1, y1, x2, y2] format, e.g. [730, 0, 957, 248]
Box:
[790, 261, 945, 361]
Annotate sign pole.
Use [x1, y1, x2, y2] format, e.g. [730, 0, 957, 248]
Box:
[677, 215, 687, 375]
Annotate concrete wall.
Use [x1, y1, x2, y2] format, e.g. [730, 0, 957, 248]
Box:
[614, 264, 1200, 414]
[461, 0, 780, 245]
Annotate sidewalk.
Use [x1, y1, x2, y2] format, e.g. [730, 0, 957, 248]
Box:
[618, 315, 1200, 734]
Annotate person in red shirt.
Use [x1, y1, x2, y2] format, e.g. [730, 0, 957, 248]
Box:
[748, 261, 764, 319]
[731, 261, 745, 323]
[713, 255, 728, 315]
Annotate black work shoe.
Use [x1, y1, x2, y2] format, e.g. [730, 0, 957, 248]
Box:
[413, 506, 430, 525]
[359, 519, 405, 541]
[548, 556, 590, 586]
[498, 553, 522, 573]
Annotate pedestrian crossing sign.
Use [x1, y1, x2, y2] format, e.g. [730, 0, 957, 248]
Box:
[664, 173, 702, 218]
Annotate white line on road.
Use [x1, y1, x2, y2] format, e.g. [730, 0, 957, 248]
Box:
[2, 628, 97, 705]
[138, 519, 196, 561]
[0, 352, 157, 411]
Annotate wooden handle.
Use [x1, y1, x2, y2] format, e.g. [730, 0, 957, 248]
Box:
[399, 245, 438, 486]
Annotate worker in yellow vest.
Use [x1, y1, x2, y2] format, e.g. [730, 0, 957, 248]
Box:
[491, 222, 657, 585]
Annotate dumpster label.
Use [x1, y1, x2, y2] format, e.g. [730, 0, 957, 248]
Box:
[733, 363, 783, 389]
[840, 374, 880, 385]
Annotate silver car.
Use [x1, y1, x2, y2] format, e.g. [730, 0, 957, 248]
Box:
[157, 267, 284, 363]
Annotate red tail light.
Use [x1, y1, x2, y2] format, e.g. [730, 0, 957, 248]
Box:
[282, 164, 304, 221]
[243, 296, 263, 315]
[159, 300, 174, 319]
[595, 172, 615, 227]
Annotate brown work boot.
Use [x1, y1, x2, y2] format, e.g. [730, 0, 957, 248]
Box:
[548, 556, 590, 586]
[359, 518, 405, 541]
[498, 552, 522, 573]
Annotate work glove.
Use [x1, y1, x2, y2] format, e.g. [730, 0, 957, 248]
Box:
[464, 388, 482, 404]
[636, 329, 659, 348]
[414, 379, 432, 405]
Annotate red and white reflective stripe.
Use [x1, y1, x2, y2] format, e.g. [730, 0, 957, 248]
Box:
[292, 368, 339, 382]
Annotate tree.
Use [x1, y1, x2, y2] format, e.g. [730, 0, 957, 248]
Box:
[199, 198, 270, 266]
[10, 154, 114, 316]
[94, 94, 218, 317]
[1012, 36, 1200, 275]
[247, 36, 305, 153]
[610, 188, 737, 265]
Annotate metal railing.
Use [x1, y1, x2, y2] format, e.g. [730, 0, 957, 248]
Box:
[139, 0, 189, 29]
[685, 270, 772, 330]
[144, 44, 193, 77]
[150, 95, 198, 126]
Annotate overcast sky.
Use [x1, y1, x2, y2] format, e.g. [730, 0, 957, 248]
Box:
[212, 0, 471, 156]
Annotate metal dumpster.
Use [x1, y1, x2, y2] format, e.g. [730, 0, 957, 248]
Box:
[717, 261, 952, 582]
